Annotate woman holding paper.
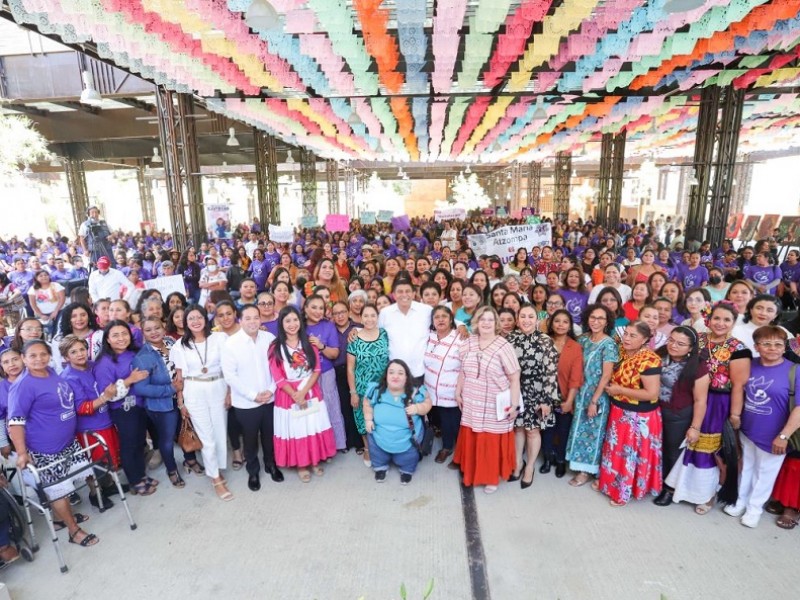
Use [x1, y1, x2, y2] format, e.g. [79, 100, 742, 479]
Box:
[451, 306, 522, 494]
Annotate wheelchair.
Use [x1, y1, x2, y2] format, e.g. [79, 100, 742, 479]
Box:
[0, 468, 35, 569]
[18, 431, 137, 573]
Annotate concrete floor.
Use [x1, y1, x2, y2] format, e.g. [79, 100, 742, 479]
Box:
[1, 450, 796, 600]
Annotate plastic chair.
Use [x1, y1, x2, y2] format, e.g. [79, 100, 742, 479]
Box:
[19, 432, 136, 573]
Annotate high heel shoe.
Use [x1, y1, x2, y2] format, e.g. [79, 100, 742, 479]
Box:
[168, 471, 186, 488]
[508, 460, 526, 482]
[183, 459, 205, 475]
[521, 467, 534, 490]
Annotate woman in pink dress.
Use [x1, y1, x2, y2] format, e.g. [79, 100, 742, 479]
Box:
[269, 306, 336, 483]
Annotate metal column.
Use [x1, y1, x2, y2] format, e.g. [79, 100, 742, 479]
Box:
[299, 148, 318, 218]
[554, 152, 572, 222]
[136, 159, 156, 227]
[155, 87, 205, 250]
[607, 131, 626, 229]
[685, 85, 744, 248]
[64, 156, 89, 234]
[596, 133, 613, 228]
[253, 130, 280, 225]
[326, 160, 340, 214]
[527, 162, 541, 214]
[730, 157, 753, 216]
[344, 164, 355, 216]
[509, 162, 522, 212]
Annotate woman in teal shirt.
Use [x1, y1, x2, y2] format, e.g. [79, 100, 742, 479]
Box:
[363, 360, 432, 485]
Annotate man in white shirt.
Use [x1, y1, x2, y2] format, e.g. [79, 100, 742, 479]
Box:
[244, 233, 260, 259]
[221, 304, 283, 490]
[378, 278, 433, 385]
[87, 256, 129, 302]
[439, 221, 458, 251]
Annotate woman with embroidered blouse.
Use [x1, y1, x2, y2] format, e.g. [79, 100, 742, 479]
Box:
[594, 321, 663, 507]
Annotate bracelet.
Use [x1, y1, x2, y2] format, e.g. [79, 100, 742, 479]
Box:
[321, 344, 326, 352]
[689, 426, 700, 432]
[349, 390, 358, 395]
[177, 403, 185, 409]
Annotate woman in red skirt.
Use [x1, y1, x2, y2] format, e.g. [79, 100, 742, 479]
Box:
[595, 320, 663, 506]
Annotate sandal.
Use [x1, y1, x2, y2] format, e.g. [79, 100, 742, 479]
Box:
[766, 500, 785, 515]
[231, 451, 244, 471]
[213, 480, 234, 502]
[609, 500, 627, 507]
[53, 512, 89, 532]
[129, 481, 157, 496]
[297, 469, 311, 483]
[183, 459, 205, 475]
[591, 480, 601, 492]
[168, 471, 185, 488]
[145, 477, 159, 487]
[569, 473, 591, 487]
[68, 528, 99, 547]
[0, 544, 19, 566]
[695, 500, 715, 515]
[312, 465, 325, 477]
[776, 509, 800, 530]
[355, 448, 365, 456]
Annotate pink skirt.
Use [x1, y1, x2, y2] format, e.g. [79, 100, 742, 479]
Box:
[273, 380, 336, 468]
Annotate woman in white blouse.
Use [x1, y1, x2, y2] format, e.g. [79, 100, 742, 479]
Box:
[170, 305, 233, 501]
[423, 306, 464, 464]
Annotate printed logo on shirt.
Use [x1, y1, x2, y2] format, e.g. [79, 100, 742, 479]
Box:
[57, 381, 76, 421]
[745, 376, 773, 416]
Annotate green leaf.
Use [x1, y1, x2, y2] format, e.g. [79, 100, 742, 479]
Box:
[423, 578, 435, 599]
[400, 582, 407, 600]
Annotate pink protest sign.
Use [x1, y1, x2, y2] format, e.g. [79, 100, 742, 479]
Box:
[325, 214, 350, 232]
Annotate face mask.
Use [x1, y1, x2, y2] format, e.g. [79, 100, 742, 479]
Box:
[207, 265, 218, 273]
[708, 275, 722, 285]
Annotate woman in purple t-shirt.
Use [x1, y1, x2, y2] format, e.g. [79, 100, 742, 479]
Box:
[7, 340, 99, 547]
[94, 321, 151, 496]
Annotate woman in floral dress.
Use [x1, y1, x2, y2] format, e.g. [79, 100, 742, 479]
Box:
[565, 304, 619, 487]
[507, 305, 561, 489]
[347, 304, 389, 467]
[666, 302, 751, 513]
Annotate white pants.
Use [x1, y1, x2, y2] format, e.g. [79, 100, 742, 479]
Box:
[184, 379, 228, 479]
[734, 434, 786, 516]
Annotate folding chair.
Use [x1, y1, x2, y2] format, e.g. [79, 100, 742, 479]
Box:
[19, 432, 136, 573]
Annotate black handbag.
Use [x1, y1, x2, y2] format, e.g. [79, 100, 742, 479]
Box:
[403, 388, 434, 459]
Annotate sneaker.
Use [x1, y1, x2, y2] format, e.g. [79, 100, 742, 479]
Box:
[741, 510, 761, 528]
[68, 492, 82, 506]
[724, 503, 746, 518]
[400, 473, 412, 486]
[374, 470, 386, 483]
[147, 449, 163, 470]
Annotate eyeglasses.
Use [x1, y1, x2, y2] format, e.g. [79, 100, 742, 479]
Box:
[257, 301, 274, 307]
[756, 341, 785, 349]
[588, 316, 607, 322]
[546, 301, 563, 307]
[20, 327, 43, 333]
[667, 338, 690, 348]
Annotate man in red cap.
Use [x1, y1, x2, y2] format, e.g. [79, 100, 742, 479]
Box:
[88, 255, 128, 303]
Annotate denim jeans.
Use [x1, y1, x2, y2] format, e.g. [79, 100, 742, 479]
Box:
[146, 409, 180, 474]
[110, 405, 147, 486]
[368, 435, 419, 475]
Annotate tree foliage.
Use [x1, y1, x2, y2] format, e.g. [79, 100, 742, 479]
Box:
[0, 113, 53, 179]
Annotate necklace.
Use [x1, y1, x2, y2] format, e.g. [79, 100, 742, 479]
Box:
[193, 338, 209, 374]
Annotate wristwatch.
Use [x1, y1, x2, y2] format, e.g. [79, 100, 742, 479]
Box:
[779, 434, 789, 441]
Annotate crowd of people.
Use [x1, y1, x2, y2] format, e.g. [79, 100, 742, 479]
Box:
[1, 209, 800, 566]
